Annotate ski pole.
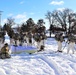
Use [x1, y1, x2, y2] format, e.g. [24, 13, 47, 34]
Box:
[62, 40, 68, 51]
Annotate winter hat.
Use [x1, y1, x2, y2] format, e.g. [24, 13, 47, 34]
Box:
[4, 43, 8, 47]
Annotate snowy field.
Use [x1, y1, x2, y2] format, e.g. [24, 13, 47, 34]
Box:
[0, 38, 76, 75]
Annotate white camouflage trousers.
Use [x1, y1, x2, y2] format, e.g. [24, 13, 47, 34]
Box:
[57, 41, 62, 51]
[37, 40, 45, 49]
[67, 42, 75, 54]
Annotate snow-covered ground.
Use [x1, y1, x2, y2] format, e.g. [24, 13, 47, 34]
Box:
[0, 38, 76, 75]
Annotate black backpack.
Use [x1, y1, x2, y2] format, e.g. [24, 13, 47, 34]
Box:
[55, 33, 60, 41]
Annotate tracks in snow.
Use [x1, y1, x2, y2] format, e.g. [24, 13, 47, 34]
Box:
[39, 55, 66, 75]
[13, 52, 76, 75]
[12, 52, 76, 75]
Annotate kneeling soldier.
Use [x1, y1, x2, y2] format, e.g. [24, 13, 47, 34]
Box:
[0, 43, 11, 59]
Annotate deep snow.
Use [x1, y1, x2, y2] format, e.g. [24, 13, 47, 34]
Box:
[0, 37, 76, 75]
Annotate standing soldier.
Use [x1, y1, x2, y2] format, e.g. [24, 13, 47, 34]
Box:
[55, 32, 64, 52]
[27, 32, 33, 46]
[33, 33, 41, 49]
[13, 33, 20, 46]
[38, 33, 47, 52]
[67, 33, 75, 54]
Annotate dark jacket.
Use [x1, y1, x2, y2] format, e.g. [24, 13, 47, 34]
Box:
[0, 44, 11, 59]
[55, 33, 64, 42]
[68, 34, 76, 43]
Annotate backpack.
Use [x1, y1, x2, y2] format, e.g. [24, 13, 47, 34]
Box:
[55, 33, 60, 41]
[68, 35, 76, 42]
[34, 33, 41, 42]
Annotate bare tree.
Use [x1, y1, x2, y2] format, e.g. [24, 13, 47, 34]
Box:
[45, 11, 55, 37]
[7, 17, 15, 27]
[45, 8, 76, 37]
[51, 8, 76, 33]
[26, 18, 35, 26]
[26, 18, 35, 32]
[37, 19, 46, 36]
[45, 11, 52, 25]
[37, 19, 45, 27]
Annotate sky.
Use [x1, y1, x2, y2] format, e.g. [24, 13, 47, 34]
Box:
[0, 0, 76, 29]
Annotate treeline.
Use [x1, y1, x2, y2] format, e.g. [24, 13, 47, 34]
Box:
[1, 8, 76, 37]
[1, 18, 46, 39]
[45, 8, 76, 37]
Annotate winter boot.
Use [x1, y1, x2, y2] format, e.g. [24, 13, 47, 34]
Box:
[57, 50, 62, 53]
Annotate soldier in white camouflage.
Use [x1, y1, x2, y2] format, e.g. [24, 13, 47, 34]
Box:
[55, 32, 64, 52]
[67, 33, 75, 54]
